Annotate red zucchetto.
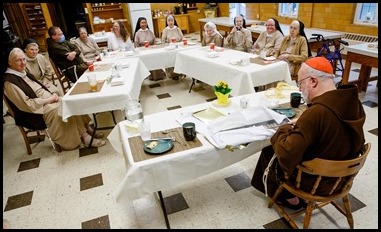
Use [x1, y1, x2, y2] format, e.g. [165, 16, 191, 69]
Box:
[305, 57, 333, 74]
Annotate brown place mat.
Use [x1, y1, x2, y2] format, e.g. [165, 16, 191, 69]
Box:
[85, 63, 113, 73]
[129, 127, 203, 162]
[69, 82, 105, 95]
[250, 57, 280, 66]
[278, 102, 307, 118]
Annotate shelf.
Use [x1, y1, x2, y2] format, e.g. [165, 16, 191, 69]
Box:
[91, 8, 121, 12]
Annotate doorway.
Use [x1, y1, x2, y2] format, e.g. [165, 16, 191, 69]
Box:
[47, 3, 87, 39]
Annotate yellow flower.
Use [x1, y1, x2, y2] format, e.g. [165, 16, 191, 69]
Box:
[214, 80, 232, 95]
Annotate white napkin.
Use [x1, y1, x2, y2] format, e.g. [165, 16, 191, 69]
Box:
[206, 126, 274, 149]
[207, 105, 286, 134]
[205, 105, 288, 149]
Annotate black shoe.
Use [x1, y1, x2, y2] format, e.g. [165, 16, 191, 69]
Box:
[276, 199, 304, 210]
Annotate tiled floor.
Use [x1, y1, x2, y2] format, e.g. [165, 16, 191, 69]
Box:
[3, 32, 378, 229]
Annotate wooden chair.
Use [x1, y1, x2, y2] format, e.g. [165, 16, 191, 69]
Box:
[49, 58, 73, 94]
[268, 143, 371, 229]
[3, 95, 61, 155]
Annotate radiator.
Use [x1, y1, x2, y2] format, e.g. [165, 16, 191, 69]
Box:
[340, 33, 378, 55]
[309, 28, 378, 55]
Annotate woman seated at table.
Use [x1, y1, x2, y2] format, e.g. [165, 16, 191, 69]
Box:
[3, 48, 106, 149]
[107, 21, 135, 52]
[226, 15, 253, 52]
[22, 38, 63, 96]
[201, 21, 224, 47]
[74, 27, 102, 63]
[276, 20, 312, 81]
[251, 18, 284, 57]
[161, 14, 184, 80]
[133, 17, 165, 81]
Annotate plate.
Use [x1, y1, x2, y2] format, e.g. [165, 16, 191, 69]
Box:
[212, 99, 231, 107]
[264, 56, 276, 61]
[271, 108, 296, 118]
[143, 139, 174, 154]
[187, 42, 196, 46]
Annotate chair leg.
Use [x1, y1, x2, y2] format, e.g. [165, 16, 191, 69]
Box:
[18, 127, 32, 155]
[110, 111, 117, 125]
[303, 202, 314, 229]
[342, 195, 354, 229]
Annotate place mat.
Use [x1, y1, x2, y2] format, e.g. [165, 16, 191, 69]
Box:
[278, 102, 307, 118]
[69, 82, 104, 95]
[250, 57, 280, 65]
[85, 63, 113, 72]
[129, 127, 203, 162]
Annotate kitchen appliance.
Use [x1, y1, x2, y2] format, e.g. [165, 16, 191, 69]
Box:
[127, 3, 154, 37]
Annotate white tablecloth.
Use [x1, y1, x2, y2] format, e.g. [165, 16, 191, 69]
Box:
[248, 25, 344, 42]
[345, 42, 378, 58]
[101, 43, 201, 71]
[60, 58, 150, 121]
[198, 17, 258, 27]
[174, 47, 294, 96]
[107, 89, 300, 203]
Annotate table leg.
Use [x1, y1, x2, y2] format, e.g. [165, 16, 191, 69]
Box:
[157, 191, 171, 229]
[358, 65, 372, 92]
[342, 59, 352, 84]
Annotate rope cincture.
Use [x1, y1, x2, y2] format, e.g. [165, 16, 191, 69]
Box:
[262, 153, 277, 197]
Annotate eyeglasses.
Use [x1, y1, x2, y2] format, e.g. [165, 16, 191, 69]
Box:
[296, 76, 312, 87]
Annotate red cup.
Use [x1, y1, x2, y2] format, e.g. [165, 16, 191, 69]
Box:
[182, 38, 187, 45]
[144, 41, 149, 48]
[88, 64, 94, 72]
[210, 42, 215, 50]
[171, 37, 177, 43]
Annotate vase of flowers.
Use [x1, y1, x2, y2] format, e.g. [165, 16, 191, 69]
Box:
[214, 81, 232, 106]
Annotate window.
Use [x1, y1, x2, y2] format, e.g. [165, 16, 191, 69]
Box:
[354, 3, 378, 26]
[278, 3, 299, 18]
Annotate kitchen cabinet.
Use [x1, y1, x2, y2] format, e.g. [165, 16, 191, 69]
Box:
[86, 3, 128, 33]
[21, 3, 48, 52]
[153, 14, 190, 38]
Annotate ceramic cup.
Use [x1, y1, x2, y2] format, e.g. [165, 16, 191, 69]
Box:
[182, 122, 196, 141]
[290, 92, 305, 108]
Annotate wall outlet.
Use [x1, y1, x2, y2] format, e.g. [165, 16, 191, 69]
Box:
[256, 14, 260, 19]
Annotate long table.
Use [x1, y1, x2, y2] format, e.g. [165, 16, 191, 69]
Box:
[60, 58, 150, 121]
[248, 24, 344, 52]
[101, 43, 201, 71]
[198, 17, 258, 42]
[341, 42, 378, 92]
[174, 47, 294, 96]
[107, 88, 302, 228]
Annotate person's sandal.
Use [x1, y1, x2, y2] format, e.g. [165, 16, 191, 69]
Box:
[82, 136, 106, 148]
[86, 128, 104, 139]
